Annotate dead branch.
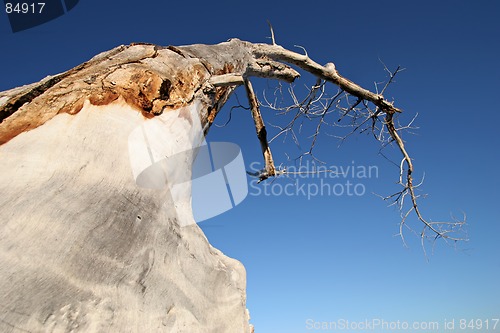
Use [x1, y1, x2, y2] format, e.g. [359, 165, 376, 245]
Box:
[244, 79, 276, 182]
[385, 112, 467, 248]
[251, 43, 402, 115]
[247, 40, 465, 250]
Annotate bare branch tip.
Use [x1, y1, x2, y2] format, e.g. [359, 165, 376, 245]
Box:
[293, 44, 308, 57]
[266, 20, 276, 45]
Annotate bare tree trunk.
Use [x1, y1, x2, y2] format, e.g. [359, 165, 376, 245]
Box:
[0, 41, 264, 333]
[0, 38, 464, 332]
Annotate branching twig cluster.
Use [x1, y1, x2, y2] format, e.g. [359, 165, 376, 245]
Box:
[257, 66, 467, 252]
[205, 33, 467, 253]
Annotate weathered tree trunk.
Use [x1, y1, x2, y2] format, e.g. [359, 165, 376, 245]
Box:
[0, 37, 443, 332]
[0, 41, 270, 333]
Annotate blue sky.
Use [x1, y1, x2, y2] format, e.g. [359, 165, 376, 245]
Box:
[1, 1, 499, 332]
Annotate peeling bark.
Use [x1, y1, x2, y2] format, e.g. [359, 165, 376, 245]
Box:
[0, 39, 303, 144]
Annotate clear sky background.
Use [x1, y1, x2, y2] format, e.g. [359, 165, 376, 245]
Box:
[1, 1, 499, 332]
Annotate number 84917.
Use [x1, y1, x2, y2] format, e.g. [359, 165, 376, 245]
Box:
[5, 2, 45, 14]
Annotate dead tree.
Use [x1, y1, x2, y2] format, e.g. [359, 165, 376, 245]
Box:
[0, 37, 465, 332]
